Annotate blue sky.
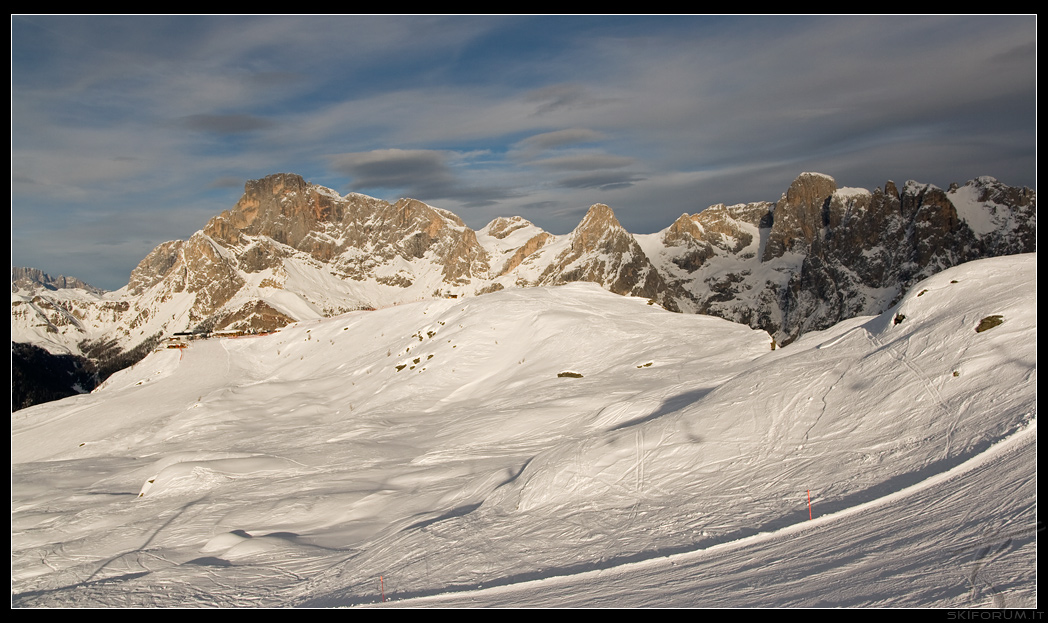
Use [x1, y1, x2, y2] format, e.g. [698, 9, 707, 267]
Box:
[11, 15, 1036, 291]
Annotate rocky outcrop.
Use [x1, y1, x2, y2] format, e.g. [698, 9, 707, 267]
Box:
[12, 267, 105, 295]
[204, 173, 342, 249]
[538, 204, 678, 309]
[486, 216, 536, 240]
[653, 173, 1036, 345]
[379, 199, 490, 283]
[497, 231, 554, 276]
[126, 232, 245, 329]
[210, 300, 298, 333]
[128, 240, 184, 296]
[763, 172, 838, 262]
[663, 202, 772, 273]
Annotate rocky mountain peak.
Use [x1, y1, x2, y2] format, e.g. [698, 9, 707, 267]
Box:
[657, 202, 771, 275]
[232, 172, 318, 228]
[484, 215, 536, 240]
[391, 198, 464, 236]
[665, 213, 704, 244]
[578, 202, 619, 227]
[569, 203, 629, 255]
[956, 175, 1036, 209]
[379, 198, 490, 284]
[11, 266, 105, 295]
[531, 202, 677, 309]
[762, 172, 839, 261]
[244, 172, 310, 197]
[788, 171, 838, 198]
[203, 173, 345, 248]
[127, 240, 184, 296]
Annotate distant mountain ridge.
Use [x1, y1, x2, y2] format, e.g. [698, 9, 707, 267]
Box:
[642, 172, 1036, 344]
[12, 266, 106, 295]
[11, 171, 1036, 391]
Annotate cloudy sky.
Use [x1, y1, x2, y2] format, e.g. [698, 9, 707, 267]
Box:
[12, 15, 1036, 291]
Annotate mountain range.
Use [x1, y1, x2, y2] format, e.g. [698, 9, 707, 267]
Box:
[11, 171, 1036, 407]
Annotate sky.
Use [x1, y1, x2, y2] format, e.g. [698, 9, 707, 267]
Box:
[11, 15, 1037, 291]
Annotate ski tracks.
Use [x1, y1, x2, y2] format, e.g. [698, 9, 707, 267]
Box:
[363, 417, 1035, 608]
[865, 331, 959, 460]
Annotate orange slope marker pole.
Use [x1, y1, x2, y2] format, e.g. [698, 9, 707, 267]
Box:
[808, 489, 812, 520]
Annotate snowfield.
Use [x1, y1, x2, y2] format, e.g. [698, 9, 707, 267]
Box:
[11, 255, 1036, 607]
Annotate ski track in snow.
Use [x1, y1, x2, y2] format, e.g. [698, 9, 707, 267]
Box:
[11, 257, 1037, 608]
[364, 417, 1035, 608]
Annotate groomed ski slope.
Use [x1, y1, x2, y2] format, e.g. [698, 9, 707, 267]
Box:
[11, 254, 1036, 607]
[371, 418, 1036, 608]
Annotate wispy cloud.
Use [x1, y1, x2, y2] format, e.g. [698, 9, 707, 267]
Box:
[556, 172, 646, 191]
[515, 129, 605, 152]
[329, 149, 515, 207]
[524, 84, 615, 115]
[530, 153, 635, 170]
[177, 114, 276, 135]
[330, 149, 456, 192]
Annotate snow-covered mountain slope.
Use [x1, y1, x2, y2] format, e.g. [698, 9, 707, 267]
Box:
[11, 254, 1036, 607]
[11, 283, 123, 356]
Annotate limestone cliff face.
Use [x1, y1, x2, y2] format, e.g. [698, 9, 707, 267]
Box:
[539, 204, 677, 309]
[651, 173, 1036, 345]
[379, 198, 490, 283]
[950, 176, 1036, 255]
[204, 173, 341, 249]
[201, 175, 492, 286]
[120, 231, 246, 335]
[486, 215, 536, 240]
[498, 231, 554, 277]
[181, 234, 246, 320]
[11, 267, 105, 295]
[663, 202, 772, 273]
[779, 179, 992, 343]
[763, 172, 839, 262]
[128, 240, 184, 296]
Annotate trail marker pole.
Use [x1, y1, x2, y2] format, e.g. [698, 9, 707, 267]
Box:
[808, 489, 812, 520]
[381, 575, 385, 602]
